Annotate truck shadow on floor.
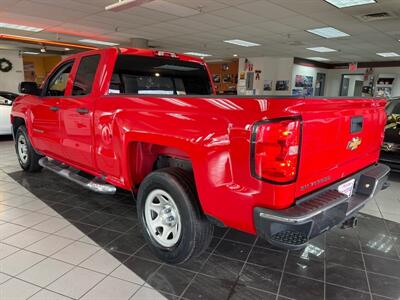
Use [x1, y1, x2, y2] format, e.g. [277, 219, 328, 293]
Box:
[7, 169, 400, 300]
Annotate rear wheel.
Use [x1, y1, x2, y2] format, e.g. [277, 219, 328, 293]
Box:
[15, 125, 42, 172]
[137, 167, 213, 264]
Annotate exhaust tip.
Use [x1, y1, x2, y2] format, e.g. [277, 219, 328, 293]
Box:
[341, 217, 358, 229]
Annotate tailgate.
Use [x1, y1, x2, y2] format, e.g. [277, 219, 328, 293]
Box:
[295, 98, 386, 198]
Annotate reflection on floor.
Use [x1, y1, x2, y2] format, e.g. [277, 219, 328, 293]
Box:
[1, 138, 400, 300]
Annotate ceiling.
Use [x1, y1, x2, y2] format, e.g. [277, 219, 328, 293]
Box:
[0, 0, 400, 63]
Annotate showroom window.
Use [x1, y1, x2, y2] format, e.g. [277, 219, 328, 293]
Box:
[72, 55, 101, 96]
[109, 55, 212, 95]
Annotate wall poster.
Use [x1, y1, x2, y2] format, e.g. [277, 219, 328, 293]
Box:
[276, 80, 289, 91]
[294, 75, 314, 96]
[212, 74, 221, 84]
[295, 75, 313, 88]
[263, 80, 273, 91]
[223, 74, 233, 83]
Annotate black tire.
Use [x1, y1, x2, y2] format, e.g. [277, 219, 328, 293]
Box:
[137, 167, 213, 264]
[15, 125, 43, 172]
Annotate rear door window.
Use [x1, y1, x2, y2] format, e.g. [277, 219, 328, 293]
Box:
[72, 55, 100, 96]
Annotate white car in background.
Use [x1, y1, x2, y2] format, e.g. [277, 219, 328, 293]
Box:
[0, 91, 18, 135]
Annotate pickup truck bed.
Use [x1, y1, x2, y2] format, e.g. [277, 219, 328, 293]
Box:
[11, 47, 389, 264]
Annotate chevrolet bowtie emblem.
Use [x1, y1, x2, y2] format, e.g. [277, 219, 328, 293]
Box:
[347, 137, 362, 151]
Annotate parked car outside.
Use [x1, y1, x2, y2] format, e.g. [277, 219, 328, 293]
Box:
[0, 91, 19, 135]
[380, 97, 400, 171]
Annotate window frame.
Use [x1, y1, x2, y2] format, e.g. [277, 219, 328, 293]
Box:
[42, 60, 75, 98]
[108, 54, 213, 96]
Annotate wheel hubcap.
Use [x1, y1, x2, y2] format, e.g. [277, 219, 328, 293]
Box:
[144, 189, 181, 248]
[17, 135, 28, 164]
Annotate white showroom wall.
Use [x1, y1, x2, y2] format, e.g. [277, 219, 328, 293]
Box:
[326, 67, 400, 97]
[291, 64, 330, 95]
[0, 50, 24, 93]
[238, 57, 293, 96]
[238, 55, 400, 97]
[293, 65, 400, 97]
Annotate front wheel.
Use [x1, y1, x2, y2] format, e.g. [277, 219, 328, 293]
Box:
[137, 167, 213, 264]
[15, 125, 43, 172]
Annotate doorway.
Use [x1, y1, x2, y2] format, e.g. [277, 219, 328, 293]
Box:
[315, 73, 326, 96]
[340, 74, 365, 96]
[354, 80, 364, 97]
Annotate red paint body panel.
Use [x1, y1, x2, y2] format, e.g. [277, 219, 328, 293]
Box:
[11, 48, 387, 235]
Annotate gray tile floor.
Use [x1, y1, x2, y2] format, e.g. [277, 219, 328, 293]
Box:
[1, 137, 400, 300]
[0, 139, 165, 300]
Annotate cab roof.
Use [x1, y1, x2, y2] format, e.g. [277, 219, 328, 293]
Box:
[67, 47, 205, 65]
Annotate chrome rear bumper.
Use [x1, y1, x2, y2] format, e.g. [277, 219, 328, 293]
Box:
[254, 163, 390, 249]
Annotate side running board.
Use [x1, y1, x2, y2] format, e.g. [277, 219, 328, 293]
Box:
[39, 157, 116, 195]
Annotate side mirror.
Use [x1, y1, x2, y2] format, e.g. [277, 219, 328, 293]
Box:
[19, 82, 40, 95]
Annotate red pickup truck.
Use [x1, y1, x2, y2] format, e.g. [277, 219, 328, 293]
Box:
[11, 47, 389, 264]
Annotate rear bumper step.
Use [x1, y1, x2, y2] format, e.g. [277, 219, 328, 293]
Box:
[254, 163, 390, 249]
[39, 157, 116, 195]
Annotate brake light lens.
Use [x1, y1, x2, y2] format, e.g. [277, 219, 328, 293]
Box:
[154, 50, 178, 59]
[251, 118, 301, 183]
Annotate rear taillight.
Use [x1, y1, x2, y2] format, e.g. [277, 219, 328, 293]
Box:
[251, 117, 301, 183]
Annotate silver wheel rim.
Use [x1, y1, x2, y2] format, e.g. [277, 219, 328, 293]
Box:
[144, 189, 181, 248]
[17, 134, 28, 164]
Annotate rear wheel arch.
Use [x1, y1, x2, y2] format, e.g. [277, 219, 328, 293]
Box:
[126, 141, 207, 212]
[127, 140, 193, 186]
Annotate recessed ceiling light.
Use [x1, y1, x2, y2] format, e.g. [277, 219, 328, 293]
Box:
[324, 0, 376, 8]
[184, 52, 212, 57]
[307, 27, 350, 38]
[78, 39, 119, 46]
[307, 57, 331, 61]
[105, 0, 155, 12]
[224, 39, 260, 47]
[307, 47, 337, 53]
[233, 54, 238, 57]
[64, 48, 71, 51]
[0, 22, 43, 32]
[376, 52, 400, 57]
[23, 51, 40, 55]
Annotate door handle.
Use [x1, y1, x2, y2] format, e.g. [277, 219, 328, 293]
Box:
[76, 108, 89, 114]
[49, 106, 59, 111]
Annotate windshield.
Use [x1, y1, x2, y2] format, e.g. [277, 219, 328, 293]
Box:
[386, 99, 400, 115]
[109, 55, 212, 96]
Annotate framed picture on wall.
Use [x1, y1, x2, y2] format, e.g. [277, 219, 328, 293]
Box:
[276, 80, 289, 91]
[305, 87, 314, 96]
[263, 80, 273, 91]
[295, 75, 304, 87]
[212, 74, 221, 84]
[304, 76, 313, 88]
[292, 88, 303, 96]
[223, 74, 232, 83]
